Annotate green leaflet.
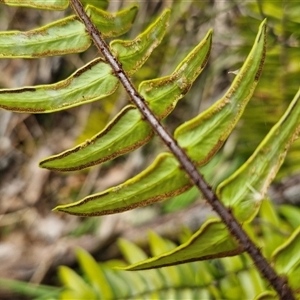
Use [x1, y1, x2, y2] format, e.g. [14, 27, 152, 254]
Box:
[272, 226, 300, 292]
[0, 5, 138, 58]
[59, 266, 97, 300]
[54, 153, 192, 215]
[0, 58, 119, 113]
[53, 21, 265, 215]
[120, 219, 242, 270]
[217, 88, 300, 222]
[0, 16, 89, 58]
[76, 248, 114, 299]
[40, 30, 212, 171]
[41, 106, 153, 171]
[0, 0, 68, 10]
[175, 19, 266, 163]
[110, 9, 170, 75]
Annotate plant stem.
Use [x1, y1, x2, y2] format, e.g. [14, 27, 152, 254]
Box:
[70, 1, 295, 299]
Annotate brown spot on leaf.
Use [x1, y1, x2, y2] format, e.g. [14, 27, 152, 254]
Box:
[254, 24, 267, 81]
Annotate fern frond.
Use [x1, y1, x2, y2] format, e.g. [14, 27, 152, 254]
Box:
[0, 1, 298, 297]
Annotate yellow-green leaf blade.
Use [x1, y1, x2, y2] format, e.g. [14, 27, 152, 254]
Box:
[110, 9, 170, 75]
[272, 226, 300, 292]
[140, 29, 212, 118]
[0, 16, 90, 58]
[76, 248, 113, 299]
[40, 106, 153, 171]
[0, 0, 68, 10]
[53, 153, 192, 215]
[0, 58, 118, 113]
[58, 266, 97, 300]
[120, 219, 242, 270]
[175, 19, 267, 164]
[0, 6, 137, 58]
[217, 88, 300, 222]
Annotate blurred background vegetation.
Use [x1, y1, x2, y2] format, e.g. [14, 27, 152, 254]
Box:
[0, 0, 299, 299]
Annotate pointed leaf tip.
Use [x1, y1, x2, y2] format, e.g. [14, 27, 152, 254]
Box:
[40, 106, 153, 171]
[110, 9, 170, 75]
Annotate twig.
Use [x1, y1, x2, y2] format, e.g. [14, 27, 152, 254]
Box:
[70, 1, 295, 299]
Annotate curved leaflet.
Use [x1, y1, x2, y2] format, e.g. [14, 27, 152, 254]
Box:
[41, 106, 153, 171]
[0, 16, 89, 58]
[59, 266, 96, 299]
[0, 5, 138, 58]
[75, 248, 114, 299]
[40, 30, 212, 171]
[53, 20, 266, 215]
[110, 9, 170, 75]
[53, 153, 192, 215]
[175, 19, 267, 164]
[0, 58, 119, 113]
[120, 220, 242, 270]
[217, 88, 300, 222]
